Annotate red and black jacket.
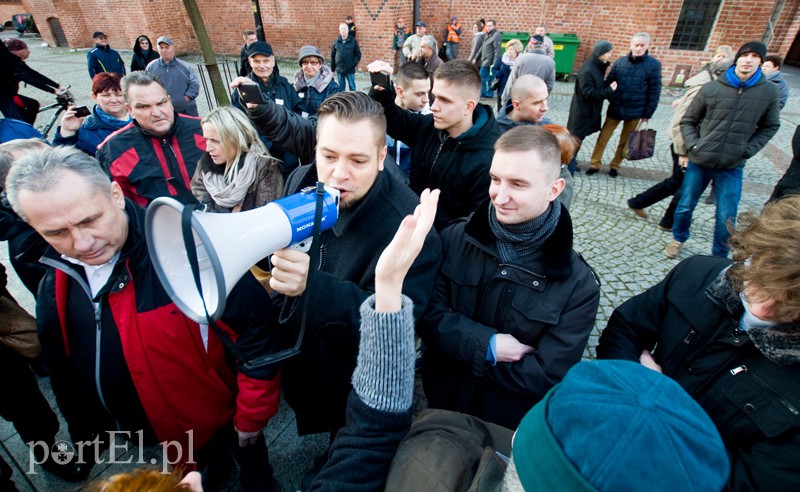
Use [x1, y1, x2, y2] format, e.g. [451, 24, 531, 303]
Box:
[34, 201, 280, 463]
[96, 113, 206, 207]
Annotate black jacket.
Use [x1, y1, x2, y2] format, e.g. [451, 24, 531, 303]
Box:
[681, 72, 781, 170]
[597, 256, 800, 492]
[567, 51, 614, 138]
[420, 200, 600, 428]
[371, 86, 500, 230]
[330, 36, 361, 74]
[130, 36, 159, 72]
[606, 51, 661, 121]
[277, 164, 441, 435]
[770, 124, 800, 202]
[0, 54, 59, 101]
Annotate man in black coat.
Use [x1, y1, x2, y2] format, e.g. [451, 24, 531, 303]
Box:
[369, 59, 501, 230]
[331, 23, 361, 91]
[239, 90, 440, 461]
[238, 30, 257, 77]
[566, 40, 616, 174]
[588, 33, 661, 177]
[419, 126, 600, 429]
[598, 196, 800, 491]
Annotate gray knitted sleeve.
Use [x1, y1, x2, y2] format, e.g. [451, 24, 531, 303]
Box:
[351, 294, 416, 413]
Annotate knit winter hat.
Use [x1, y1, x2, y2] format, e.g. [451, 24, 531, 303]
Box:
[734, 41, 767, 63]
[512, 360, 730, 492]
[298, 45, 324, 65]
[592, 40, 613, 58]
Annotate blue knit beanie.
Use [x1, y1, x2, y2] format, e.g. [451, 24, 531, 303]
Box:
[512, 360, 730, 492]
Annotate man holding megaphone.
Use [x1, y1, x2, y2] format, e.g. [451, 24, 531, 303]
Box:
[235, 87, 441, 478]
[5, 146, 282, 490]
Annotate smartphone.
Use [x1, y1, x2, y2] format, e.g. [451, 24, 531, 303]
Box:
[238, 83, 266, 105]
[73, 106, 91, 118]
[370, 71, 391, 91]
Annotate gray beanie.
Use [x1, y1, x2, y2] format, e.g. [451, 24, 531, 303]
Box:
[298, 45, 324, 65]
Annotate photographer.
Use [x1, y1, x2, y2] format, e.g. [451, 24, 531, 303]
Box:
[54, 72, 131, 156]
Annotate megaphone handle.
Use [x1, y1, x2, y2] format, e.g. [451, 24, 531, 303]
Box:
[242, 182, 326, 370]
[181, 203, 249, 363]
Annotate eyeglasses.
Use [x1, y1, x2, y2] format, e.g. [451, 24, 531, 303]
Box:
[301, 60, 321, 67]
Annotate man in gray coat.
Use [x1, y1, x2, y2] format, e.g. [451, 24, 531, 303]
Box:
[666, 42, 780, 259]
[479, 20, 502, 98]
[146, 36, 200, 116]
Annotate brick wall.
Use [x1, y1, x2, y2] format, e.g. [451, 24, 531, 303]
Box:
[20, 0, 800, 80]
[0, 2, 24, 27]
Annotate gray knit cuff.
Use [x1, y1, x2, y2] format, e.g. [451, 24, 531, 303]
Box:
[352, 294, 415, 413]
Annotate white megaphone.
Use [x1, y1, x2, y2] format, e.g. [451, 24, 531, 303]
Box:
[145, 185, 339, 323]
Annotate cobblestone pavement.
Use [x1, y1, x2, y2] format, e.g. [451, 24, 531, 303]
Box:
[3, 31, 800, 490]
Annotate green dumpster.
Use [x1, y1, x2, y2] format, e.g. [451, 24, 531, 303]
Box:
[549, 33, 581, 75]
[500, 31, 530, 49]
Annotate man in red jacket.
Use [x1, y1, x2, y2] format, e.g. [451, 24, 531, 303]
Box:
[6, 145, 281, 491]
[96, 71, 205, 207]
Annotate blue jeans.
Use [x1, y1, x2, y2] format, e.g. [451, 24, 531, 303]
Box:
[479, 66, 493, 97]
[337, 72, 357, 91]
[672, 162, 743, 258]
[445, 42, 458, 61]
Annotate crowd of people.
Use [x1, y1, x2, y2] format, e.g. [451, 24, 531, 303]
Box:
[0, 15, 798, 492]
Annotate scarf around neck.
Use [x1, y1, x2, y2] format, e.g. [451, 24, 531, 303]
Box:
[202, 148, 261, 209]
[488, 199, 561, 263]
[725, 65, 762, 89]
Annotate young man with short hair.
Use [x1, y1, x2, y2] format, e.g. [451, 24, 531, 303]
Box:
[237, 89, 441, 478]
[667, 41, 780, 259]
[370, 59, 501, 229]
[419, 125, 600, 429]
[238, 29, 258, 77]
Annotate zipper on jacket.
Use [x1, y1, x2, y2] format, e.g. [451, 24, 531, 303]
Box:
[683, 328, 697, 344]
[712, 85, 744, 168]
[429, 136, 449, 182]
[730, 365, 799, 416]
[40, 257, 113, 415]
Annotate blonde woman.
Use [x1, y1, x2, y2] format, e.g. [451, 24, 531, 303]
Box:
[191, 105, 284, 213]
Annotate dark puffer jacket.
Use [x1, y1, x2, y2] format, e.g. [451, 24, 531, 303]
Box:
[606, 51, 661, 121]
[598, 256, 800, 492]
[680, 72, 780, 170]
[567, 48, 615, 138]
[330, 36, 361, 74]
[370, 86, 500, 230]
[420, 200, 600, 429]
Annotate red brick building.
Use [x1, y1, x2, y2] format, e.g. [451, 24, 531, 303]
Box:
[19, 0, 800, 82]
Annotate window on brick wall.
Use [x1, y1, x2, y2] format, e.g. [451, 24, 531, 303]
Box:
[670, 0, 723, 50]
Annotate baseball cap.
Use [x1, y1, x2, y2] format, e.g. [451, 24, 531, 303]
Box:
[93, 31, 107, 38]
[156, 36, 174, 46]
[248, 41, 274, 58]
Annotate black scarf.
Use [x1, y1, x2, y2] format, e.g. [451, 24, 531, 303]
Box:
[488, 199, 561, 262]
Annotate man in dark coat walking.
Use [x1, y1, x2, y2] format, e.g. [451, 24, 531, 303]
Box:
[588, 33, 661, 177]
[566, 40, 616, 174]
[87, 31, 126, 79]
